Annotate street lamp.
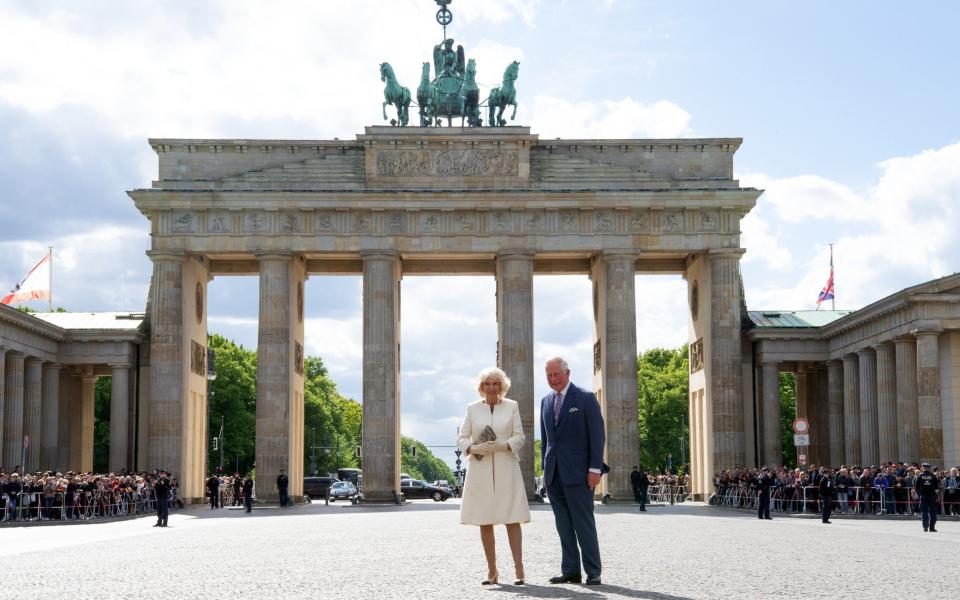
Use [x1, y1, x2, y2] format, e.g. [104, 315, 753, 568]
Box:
[206, 348, 222, 471]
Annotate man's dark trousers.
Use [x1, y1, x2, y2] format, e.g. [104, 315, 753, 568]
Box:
[821, 497, 832, 522]
[920, 498, 937, 530]
[758, 492, 770, 519]
[279, 488, 289, 507]
[546, 469, 600, 579]
[156, 497, 169, 526]
[638, 489, 647, 511]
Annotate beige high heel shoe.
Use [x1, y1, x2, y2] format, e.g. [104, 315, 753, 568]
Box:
[481, 570, 499, 585]
[514, 567, 525, 586]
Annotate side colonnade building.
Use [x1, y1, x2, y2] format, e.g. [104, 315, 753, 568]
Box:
[0, 308, 144, 475]
[744, 274, 960, 472]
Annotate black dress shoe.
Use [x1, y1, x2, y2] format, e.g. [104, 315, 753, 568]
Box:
[930, 528, 937, 532]
[549, 574, 582, 584]
[585, 575, 602, 586]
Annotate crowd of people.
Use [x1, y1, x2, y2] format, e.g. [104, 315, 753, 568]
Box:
[0, 467, 181, 523]
[629, 467, 691, 509]
[712, 462, 960, 517]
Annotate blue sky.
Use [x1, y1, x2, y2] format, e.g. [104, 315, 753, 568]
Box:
[1, 1, 958, 453]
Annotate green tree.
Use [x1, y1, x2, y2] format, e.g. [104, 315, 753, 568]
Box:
[207, 334, 258, 475]
[401, 437, 454, 482]
[779, 372, 797, 467]
[534, 439, 542, 477]
[303, 356, 362, 476]
[636, 346, 689, 474]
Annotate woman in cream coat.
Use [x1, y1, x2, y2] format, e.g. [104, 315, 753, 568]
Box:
[457, 367, 531, 586]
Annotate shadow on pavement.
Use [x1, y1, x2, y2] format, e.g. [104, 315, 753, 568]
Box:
[488, 582, 694, 599]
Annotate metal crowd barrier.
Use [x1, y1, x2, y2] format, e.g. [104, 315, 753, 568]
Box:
[1, 488, 168, 523]
[645, 482, 689, 504]
[713, 483, 960, 516]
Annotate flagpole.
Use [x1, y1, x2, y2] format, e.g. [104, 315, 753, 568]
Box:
[48, 246, 53, 312]
[829, 243, 835, 310]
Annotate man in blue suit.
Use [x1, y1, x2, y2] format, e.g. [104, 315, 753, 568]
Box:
[540, 357, 605, 586]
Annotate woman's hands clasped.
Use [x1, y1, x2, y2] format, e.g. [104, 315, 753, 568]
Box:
[471, 440, 510, 457]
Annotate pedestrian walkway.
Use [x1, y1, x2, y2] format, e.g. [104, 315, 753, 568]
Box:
[2, 500, 955, 598]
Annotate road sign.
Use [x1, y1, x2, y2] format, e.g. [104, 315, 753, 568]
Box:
[792, 418, 809, 434]
[799, 453, 807, 465]
[794, 434, 810, 446]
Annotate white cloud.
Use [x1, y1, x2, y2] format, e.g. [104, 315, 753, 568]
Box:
[529, 96, 692, 138]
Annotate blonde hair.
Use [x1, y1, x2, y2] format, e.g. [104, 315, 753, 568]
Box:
[476, 366, 511, 398]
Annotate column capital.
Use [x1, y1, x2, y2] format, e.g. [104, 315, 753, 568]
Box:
[109, 363, 133, 370]
[595, 250, 640, 264]
[856, 347, 876, 357]
[254, 251, 293, 261]
[496, 249, 535, 260]
[911, 326, 942, 337]
[893, 335, 917, 345]
[707, 248, 746, 258]
[24, 355, 43, 366]
[360, 250, 400, 262]
[826, 359, 844, 367]
[871, 340, 894, 351]
[42, 361, 62, 372]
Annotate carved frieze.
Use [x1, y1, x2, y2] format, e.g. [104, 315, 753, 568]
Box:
[629, 210, 649, 232]
[662, 211, 682, 233]
[294, 341, 304, 376]
[316, 212, 336, 232]
[281, 213, 300, 233]
[375, 149, 518, 178]
[244, 213, 267, 233]
[190, 340, 206, 377]
[421, 212, 441, 234]
[594, 211, 615, 233]
[700, 211, 719, 232]
[208, 214, 231, 233]
[352, 212, 371, 233]
[386, 212, 406, 233]
[172, 212, 196, 233]
[455, 212, 476, 233]
[489, 211, 512, 233]
[689, 338, 704, 374]
[560, 210, 580, 232]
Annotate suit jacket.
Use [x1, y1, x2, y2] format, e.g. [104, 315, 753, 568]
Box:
[540, 383, 605, 487]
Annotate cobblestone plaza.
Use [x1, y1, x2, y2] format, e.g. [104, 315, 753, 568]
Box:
[4, 501, 955, 599]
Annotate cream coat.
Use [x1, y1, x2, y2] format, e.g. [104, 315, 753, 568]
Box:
[457, 398, 531, 526]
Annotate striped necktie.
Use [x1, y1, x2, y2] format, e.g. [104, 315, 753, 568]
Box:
[553, 391, 563, 424]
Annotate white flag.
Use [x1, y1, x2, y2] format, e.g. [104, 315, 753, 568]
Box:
[2, 253, 51, 305]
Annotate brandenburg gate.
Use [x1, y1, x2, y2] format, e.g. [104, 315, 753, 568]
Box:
[129, 126, 760, 503]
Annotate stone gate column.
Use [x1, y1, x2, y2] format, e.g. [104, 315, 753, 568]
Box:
[708, 250, 745, 472]
[3, 352, 25, 468]
[146, 252, 185, 474]
[255, 253, 306, 502]
[857, 349, 879, 466]
[361, 252, 401, 502]
[827, 360, 845, 467]
[23, 358, 42, 471]
[496, 251, 535, 499]
[874, 342, 898, 463]
[815, 365, 830, 466]
[915, 329, 943, 466]
[894, 337, 919, 463]
[69, 374, 83, 472]
[590, 252, 639, 501]
[760, 362, 781, 468]
[109, 364, 131, 473]
[842, 355, 860, 465]
[40, 363, 61, 471]
[57, 369, 72, 469]
[80, 372, 96, 473]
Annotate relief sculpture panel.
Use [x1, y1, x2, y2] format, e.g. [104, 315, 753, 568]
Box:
[375, 149, 518, 177]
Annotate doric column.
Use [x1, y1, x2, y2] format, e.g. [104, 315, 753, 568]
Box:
[589, 252, 638, 501]
[255, 253, 306, 502]
[496, 251, 535, 500]
[109, 364, 131, 473]
[3, 351, 25, 469]
[815, 365, 830, 465]
[842, 355, 861, 465]
[57, 369, 72, 469]
[915, 329, 943, 466]
[0, 347, 6, 466]
[40, 363, 61, 471]
[857, 349, 879, 466]
[80, 372, 96, 473]
[708, 250, 745, 471]
[23, 358, 43, 471]
[146, 252, 186, 474]
[361, 252, 401, 502]
[827, 361, 845, 467]
[760, 362, 781, 468]
[894, 337, 919, 463]
[874, 342, 898, 463]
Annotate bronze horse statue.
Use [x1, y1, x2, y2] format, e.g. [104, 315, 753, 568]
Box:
[380, 62, 411, 126]
[487, 61, 519, 127]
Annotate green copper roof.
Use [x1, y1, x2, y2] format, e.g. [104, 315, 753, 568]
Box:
[746, 310, 854, 329]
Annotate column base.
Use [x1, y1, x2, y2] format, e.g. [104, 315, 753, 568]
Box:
[360, 491, 403, 504]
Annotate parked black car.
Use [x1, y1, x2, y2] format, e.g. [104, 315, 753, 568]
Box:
[401, 479, 451, 502]
[303, 476, 339, 499]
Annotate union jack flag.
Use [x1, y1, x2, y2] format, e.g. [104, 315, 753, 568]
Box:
[816, 256, 835, 308]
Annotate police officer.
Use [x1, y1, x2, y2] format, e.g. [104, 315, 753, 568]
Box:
[206, 474, 220, 509]
[242, 475, 254, 513]
[637, 467, 650, 512]
[757, 467, 774, 520]
[277, 468, 290, 507]
[630, 467, 641, 504]
[818, 467, 835, 523]
[915, 462, 940, 532]
[153, 470, 171, 528]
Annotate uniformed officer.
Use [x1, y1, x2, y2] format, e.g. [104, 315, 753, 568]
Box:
[818, 467, 836, 523]
[637, 467, 650, 512]
[242, 476, 254, 513]
[206, 474, 220, 509]
[757, 467, 774, 520]
[153, 470, 171, 527]
[630, 467, 641, 504]
[277, 468, 290, 507]
[915, 462, 940, 532]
